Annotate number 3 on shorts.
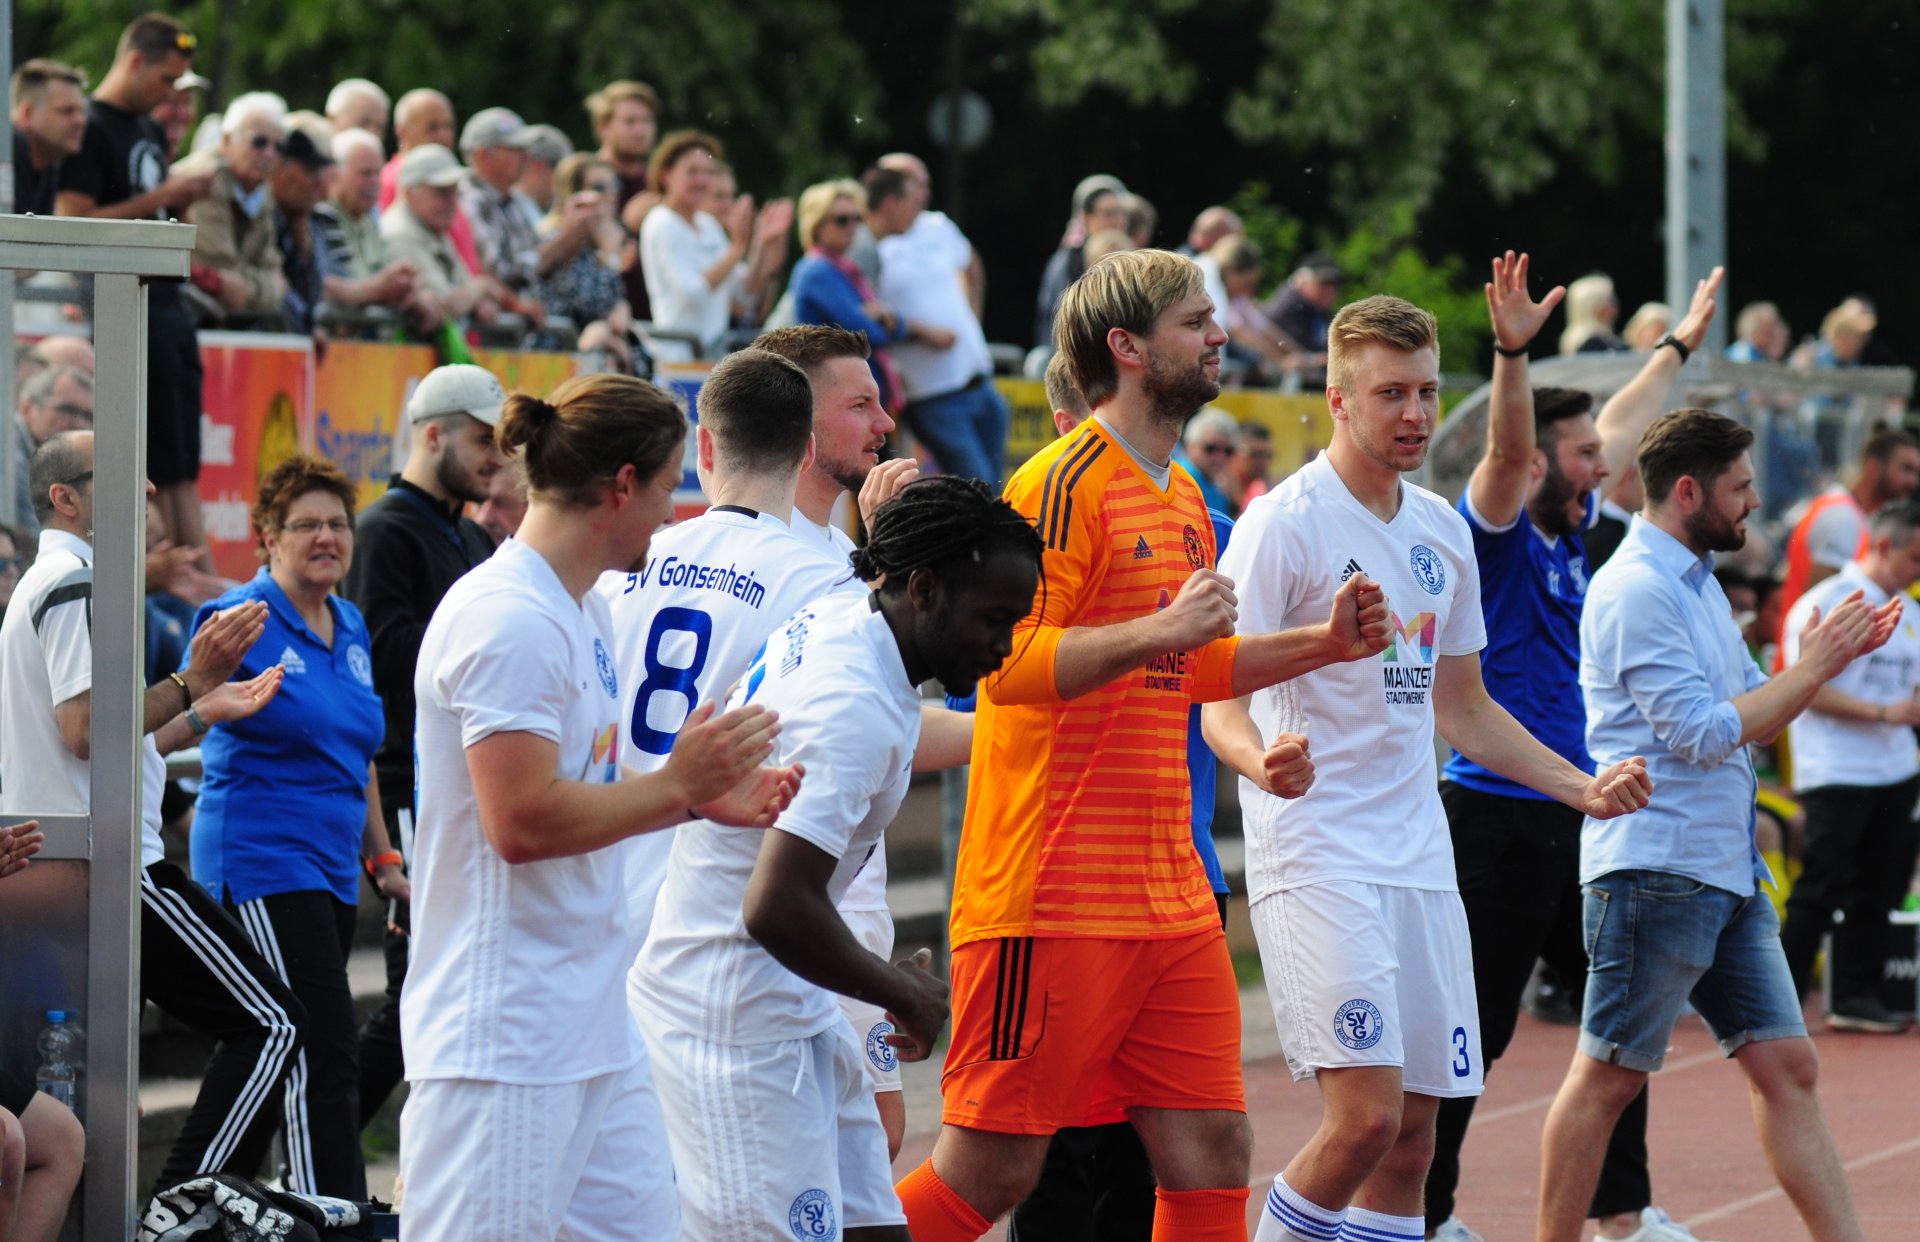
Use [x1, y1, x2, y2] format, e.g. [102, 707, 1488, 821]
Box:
[1451, 1025, 1471, 1078]
[632, 607, 713, 754]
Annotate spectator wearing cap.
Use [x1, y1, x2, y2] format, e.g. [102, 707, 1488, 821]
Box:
[189, 454, 402, 1201]
[339, 364, 503, 1124]
[311, 129, 421, 325]
[1260, 251, 1343, 381]
[458, 107, 579, 317]
[586, 79, 662, 317]
[380, 144, 500, 330]
[270, 122, 339, 333]
[150, 69, 206, 161]
[514, 123, 573, 222]
[11, 60, 89, 216]
[179, 91, 291, 321]
[377, 89, 482, 277]
[1033, 180, 1130, 347]
[325, 78, 389, 140]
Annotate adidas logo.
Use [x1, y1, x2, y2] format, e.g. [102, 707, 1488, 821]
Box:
[1132, 536, 1153, 560]
[1339, 558, 1365, 582]
[278, 645, 308, 675]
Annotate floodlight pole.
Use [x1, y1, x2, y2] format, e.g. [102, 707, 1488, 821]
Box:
[1668, 0, 1727, 354]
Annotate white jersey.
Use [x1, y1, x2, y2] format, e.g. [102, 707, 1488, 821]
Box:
[596, 507, 860, 943]
[1222, 454, 1487, 900]
[404, 539, 637, 1085]
[0, 528, 166, 867]
[790, 505, 894, 914]
[633, 591, 922, 1045]
[1784, 562, 1920, 790]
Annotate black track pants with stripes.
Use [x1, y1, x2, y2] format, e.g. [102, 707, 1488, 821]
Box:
[140, 863, 306, 1195]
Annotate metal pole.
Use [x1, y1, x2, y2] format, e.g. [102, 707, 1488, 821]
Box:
[87, 270, 149, 1241]
[2, 0, 17, 525]
[1667, 0, 1727, 354]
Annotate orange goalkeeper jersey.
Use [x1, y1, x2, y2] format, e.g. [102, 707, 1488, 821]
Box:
[950, 419, 1241, 947]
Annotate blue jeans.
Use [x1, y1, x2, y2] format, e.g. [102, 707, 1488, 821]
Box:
[901, 378, 1009, 486]
[1579, 869, 1805, 1072]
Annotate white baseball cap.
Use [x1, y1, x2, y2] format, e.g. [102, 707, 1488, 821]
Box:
[406, 364, 508, 426]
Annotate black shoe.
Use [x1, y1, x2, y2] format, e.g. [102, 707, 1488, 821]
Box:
[1524, 967, 1580, 1026]
[1826, 997, 1911, 1033]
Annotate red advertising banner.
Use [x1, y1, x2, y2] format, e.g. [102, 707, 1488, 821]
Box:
[196, 333, 314, 580]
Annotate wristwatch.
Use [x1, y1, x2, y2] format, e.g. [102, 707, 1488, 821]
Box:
[1653, 332, 1691, 364]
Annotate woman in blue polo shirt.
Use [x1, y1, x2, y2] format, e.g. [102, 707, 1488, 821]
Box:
[189, 454, 403, 1201]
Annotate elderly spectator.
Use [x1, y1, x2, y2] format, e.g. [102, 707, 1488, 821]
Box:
[1211, 235, 1301, 386]
[457, 108, 561, 310]
[11, 60, 89, 216]
[534, 155, 637, 371]
[588, 79, 663, 316]
[515, 123, 573, 221]
[1033, 183, 1131, 347]
[1622, 301, 1672, 351]
[324, 77, 389, 139]
[875, 152, 985, 312]
[179, 91, 289, 321]
[639, 129, 790, 358]
[310, 129, 420, 324]
[1559, 272, 1626, 354]
[380, 144, 501, 331]
[472, 458, 527, 545]
[1179, 205, 1243, 256]
[377, 88, 481, 276]
[791, 177, 924, 413]
[1227, 420, 1275, 512]
[1122, 192, 1157, 249]
[6, 366, 92, 534]
[189, 454, 401, 1201]
[1, 430, 301, 1202]
[866, 165, 1006, 483]
[1808, 302, 1877, 370]
[1171, 406, 1237, 515]
[1259, 250, 1342, 378]
[1727, 300, 1790, 363]
[269, 124, 338, 333]
[150, 69, 205, 160]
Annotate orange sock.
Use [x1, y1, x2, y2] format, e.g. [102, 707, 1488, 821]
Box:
[1153, 1185, 1252, 1242]
[895, 1158, 992, 1242]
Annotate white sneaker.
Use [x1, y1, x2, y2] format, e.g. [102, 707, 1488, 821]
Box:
[1609, 1206, 1720, 1242]
[1430, 1218, 1485, 1242]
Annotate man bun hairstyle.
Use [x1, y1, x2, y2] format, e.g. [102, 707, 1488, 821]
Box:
[1054, 248, 1206, 410]
[1635, 408, 1754, 506]
[1326, 295, 1438, 395]
[497, 374, 688, 509]
[696, 348, 814, 474]
[851, 476, 1044, 592]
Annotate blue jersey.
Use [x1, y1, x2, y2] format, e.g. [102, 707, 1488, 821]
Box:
[1442, 490, 1595, 798]
[190, 569, 386, 904]
[946, 506, 1234, 894]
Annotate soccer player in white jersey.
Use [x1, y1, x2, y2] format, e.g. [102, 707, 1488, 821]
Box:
[1201, 297, 1654, 1242]
[401, 374, 800, 1242]
[600, 347, 857, 949]
[633, 476, 1042, 1242]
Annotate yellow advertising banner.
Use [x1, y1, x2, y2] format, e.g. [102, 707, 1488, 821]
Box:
[313, 340, 439, 510]
[996, 378, 1332, 478]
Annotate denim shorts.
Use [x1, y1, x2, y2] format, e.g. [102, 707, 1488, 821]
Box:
[1578, 869, 1806, 1072]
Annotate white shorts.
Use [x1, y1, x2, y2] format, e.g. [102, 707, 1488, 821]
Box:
[398, 1058, 679, 1242]
[638, 1012, 902, 1238]
[835, 906, 903, 1095]
[1251, 881, 1484, 1098]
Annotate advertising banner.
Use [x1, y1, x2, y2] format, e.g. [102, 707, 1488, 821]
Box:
[196, 333, 313, 579]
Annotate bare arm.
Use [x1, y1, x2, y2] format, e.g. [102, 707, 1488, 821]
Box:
[911, 704, 974, 773]
[1597, 266, 1724, 487]
[1435, 653, 1652, 816]
[1199, 695, 1315, 798]
[1739, 592, 1901, 745]
[1228, 572, 1389, 697]
[1469, 252, 1566, 529]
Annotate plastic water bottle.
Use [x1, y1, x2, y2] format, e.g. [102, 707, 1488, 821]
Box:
[35, 1010, 79, 1113]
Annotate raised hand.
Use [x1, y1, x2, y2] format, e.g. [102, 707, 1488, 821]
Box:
[1328, 573, 1390, 661]
[1485, 251, 1566, 353]
[1579, 755, 1652, 819]
[1261, 732, 1314, 799]
[1670, 266, 1726, 353]
[857, 458, 921, 529]
[184, 600, 270, 694]
[884, 947, 951, 1063]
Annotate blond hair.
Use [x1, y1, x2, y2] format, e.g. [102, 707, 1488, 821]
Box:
[1326, 295, 1440, 395]
[1054, 248, 1206, 409]
[796, 178, 865, 247]
[1559, 273, 1617, 355]
[585, 80, 661, 132]
[1043, 349, 1089, 420]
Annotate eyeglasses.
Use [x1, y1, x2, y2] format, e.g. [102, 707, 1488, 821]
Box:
[827, 213, 861, 227]
[248, 134, 280, 152]
[282, 518, 353, 537]
[1198, 442, 1234, 457]
[584, 181, 618, 194]
[48, 402, 93, 422]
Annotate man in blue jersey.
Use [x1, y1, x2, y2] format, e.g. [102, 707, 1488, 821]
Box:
[1423, 254, 1722, 1242]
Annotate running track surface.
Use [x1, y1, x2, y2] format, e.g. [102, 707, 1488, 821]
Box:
[896, 995, 1920, 1240]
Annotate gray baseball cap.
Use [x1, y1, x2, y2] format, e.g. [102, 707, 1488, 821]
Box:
[396, 143, 465, 189]
[460, 107, 536, 154]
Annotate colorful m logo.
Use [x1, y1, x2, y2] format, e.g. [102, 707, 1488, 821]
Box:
[1384, 610, 1437, 664]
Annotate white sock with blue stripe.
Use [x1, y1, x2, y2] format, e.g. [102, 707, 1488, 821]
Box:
[1337, 1205, 1424, 1242]
[1253, 1173, 1346, 1242]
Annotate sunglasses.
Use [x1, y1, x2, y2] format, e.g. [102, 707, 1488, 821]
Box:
[584, 181, 618, 194]
[248, 134, 281, 152]
[1199, 442, 1234, 457]
[826, 213, 861, 227]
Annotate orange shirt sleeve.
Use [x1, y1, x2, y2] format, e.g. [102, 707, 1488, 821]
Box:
[984, 436, 1104, 707]
[1190, 634, 1241, 702]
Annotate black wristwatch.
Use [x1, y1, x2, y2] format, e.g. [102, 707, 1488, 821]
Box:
[1653, 332, 1691, 364]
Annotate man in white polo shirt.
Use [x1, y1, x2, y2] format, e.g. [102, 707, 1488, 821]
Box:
[1778, 499, 1920, 1033]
